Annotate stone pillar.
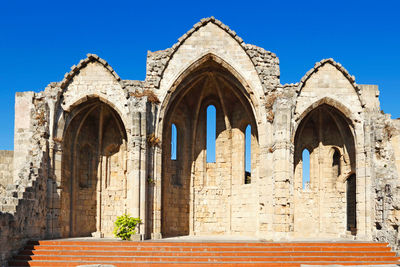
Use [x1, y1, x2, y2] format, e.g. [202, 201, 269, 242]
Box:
[13, 92, 35, 183]
[356, 119, 370, 240]
[272, 103, 293, 238]
[139, 111, 147, 237]
[130, 111, 141, 219]
[127, 101, 147, 238]
[45, 97, 56, 238]
[152, 145, 162, 239]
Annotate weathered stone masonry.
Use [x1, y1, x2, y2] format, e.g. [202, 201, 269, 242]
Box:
[0, 151, 13, 196]
[1, 16, 400, 264]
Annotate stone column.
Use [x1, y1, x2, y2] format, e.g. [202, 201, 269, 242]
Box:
[130, 111, 141, 219]
[356, 119, 370, 239]
[127, 99, 147, 239]
[13, 92, 35, 183]
[272, 102, 293, 238]
[139, 111, 147, 237]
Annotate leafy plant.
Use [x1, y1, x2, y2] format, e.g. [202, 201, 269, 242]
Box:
[113, 214, 142, 240]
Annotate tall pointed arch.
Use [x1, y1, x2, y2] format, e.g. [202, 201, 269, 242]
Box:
[293, 103, 356, 237]
[59, 99, 128, 238]
[159, 53, 260, 238]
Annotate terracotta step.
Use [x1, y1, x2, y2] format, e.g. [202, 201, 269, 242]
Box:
[19, 249, 396, 257]
[9, 240, 400, 267]
[26, 240, 391, 247]
[23, 245, 393, 252]
[8, 260, 400, 267]
[12, 255, 400, 262]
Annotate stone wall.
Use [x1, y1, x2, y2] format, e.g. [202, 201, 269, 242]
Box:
[372, 116, 400, 249]
[2, 16, 400, 265]
[390, 120, 400, 175]
[0, 91, 49, 265]
[0, 150, 13, 195]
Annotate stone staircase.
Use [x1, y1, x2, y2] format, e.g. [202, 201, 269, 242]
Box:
[8, 240, 400, 266]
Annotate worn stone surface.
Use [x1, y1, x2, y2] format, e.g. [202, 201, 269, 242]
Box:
[0, 150, 13, 196]
[1, 17, 400, 265]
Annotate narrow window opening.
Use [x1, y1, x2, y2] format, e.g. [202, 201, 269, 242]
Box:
[244, 124, 251, 184]
[302, 149, 310, 190]
[332, 149, 341, 177]
[206, 105, 216, 163]
[346, 174, 357, 235]
[171, 124, 177, 160]
[79, 144, 93, 188]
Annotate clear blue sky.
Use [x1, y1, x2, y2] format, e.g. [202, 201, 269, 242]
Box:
[0, 0, 399, 150]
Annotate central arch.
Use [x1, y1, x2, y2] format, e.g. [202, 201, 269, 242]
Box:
[161, 56, 259, 237]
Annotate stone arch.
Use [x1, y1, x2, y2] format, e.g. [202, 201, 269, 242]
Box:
[293, 103, 356, 237]
[294, 60, 364, 139]
[53, 54, 129, 142]
[159, 53, 260, 237]
[55, 95, 129, 142]
[291, 97, 361, 152]
[154, 17, 266, 102]
[156, 19, 267, 127]
[296, 58, 364, 107]
[157, 53, 261, 139]
[58, 99, 128, 238]
[295, 97, 356, 125]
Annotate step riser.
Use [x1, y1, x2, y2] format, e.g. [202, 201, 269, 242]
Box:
[19, 251, 396, 257]
[10, 241, 400, 267]
[12, 256, 400, 262]
[27, 241, 390, 247]
[8, 262, 400, 267]
[23, 245, 393, 252]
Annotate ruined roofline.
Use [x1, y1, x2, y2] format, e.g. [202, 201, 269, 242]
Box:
[45, 17, 280, 93]
[170, 16, 278, 58]
[46, 20, 369, 103]
[297, 58, 365, 107]
[59, 53, 123, 89]
[145, 16, 279, 90]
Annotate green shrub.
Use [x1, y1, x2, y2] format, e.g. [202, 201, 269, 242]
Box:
[113, 214, 142, 240]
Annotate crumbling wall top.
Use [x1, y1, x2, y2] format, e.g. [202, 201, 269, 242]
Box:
[146, 17, 279, 93]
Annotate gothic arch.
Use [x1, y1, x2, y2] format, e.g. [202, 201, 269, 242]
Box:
[58, 99, 128, 238]
[54, 95, 129, 142]
[293, 103, 357, 237]
[52, 54, 129, 142]
[157, 53, 261, 139]
[158, 54, 260, 237]
[155, 17, 265, 98]
[292, 97, 357, 144]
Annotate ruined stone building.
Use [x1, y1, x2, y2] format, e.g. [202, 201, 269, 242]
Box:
[1, 17, 400, 263]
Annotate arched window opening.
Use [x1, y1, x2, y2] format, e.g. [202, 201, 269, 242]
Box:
[206, 105, 216, 163]
[302, 149, 310, 190]
[171, 124, 177, 160]
[347, 174, 357, 235]
[244, 124, 251, 184]
[332, 149, 341, 177]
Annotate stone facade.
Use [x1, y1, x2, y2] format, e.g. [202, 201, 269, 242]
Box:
[1, 17, 400, 264]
